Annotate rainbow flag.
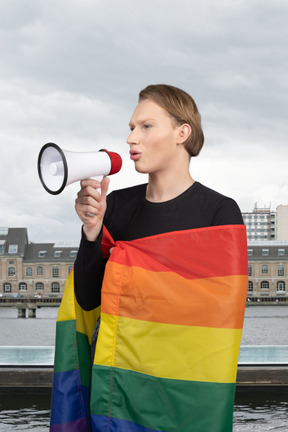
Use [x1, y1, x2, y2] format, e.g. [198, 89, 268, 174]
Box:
[50, 224, 248, 432]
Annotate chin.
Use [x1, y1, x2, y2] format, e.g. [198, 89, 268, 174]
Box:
[135, 169, 148, 175]
[134, 164, 148, 174]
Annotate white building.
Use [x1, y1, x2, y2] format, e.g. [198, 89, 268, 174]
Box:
[276, 205, 288, 241]
[242, 204, 276, 241]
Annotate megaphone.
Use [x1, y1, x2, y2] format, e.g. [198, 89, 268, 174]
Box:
[38, 142, 122, 195]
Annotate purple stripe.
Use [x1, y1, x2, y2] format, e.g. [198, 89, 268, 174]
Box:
[91, 415, 163, 432]
[50, 418, 88, 432]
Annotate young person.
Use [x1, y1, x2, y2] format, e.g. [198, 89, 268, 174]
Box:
[74, 84, 243, 310]
[50, 85, 248, 432]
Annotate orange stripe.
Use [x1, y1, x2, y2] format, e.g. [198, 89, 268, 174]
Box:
[108, 225, 248, 279]
[101, 262, 248, 329]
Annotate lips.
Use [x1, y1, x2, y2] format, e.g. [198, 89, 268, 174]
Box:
[129, 150, 141, 161]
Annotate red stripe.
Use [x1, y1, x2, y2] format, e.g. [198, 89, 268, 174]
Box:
[105, 225, 247, 279]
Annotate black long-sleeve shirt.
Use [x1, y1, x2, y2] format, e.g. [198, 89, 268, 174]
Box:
[74, 182, 244, 310]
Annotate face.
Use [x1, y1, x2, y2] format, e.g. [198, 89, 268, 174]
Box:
[127, 99, 184, 175]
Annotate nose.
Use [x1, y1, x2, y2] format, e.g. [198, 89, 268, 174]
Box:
[126, 129, 138, 145]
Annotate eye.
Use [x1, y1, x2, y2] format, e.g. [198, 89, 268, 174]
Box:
[129, 126, 135, 131]
[143, 124, 152, 129]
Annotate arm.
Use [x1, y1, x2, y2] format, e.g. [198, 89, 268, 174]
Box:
[73, 177, 110, 311]
[74, 230, 107, 311]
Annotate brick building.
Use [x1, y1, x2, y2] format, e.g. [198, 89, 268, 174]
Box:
[0, 227, 78, 297]
[247, 240, 288, 302]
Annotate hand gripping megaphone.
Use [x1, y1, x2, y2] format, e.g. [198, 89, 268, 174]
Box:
[38, 142, 122, 195]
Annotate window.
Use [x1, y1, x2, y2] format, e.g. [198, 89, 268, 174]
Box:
[51, 282, 60, 293]
[38, 251, 47, 258]
[262, 264, 268, 274]
[68, 266, 73, 274]
[37, 266, 43, 276]
[277, 281, 286, 292]
[36, 282, 44, 290]
[262, 249, 269, 256]
[0, 240, 5, 254]
[8, 244, 18, 254]
[278, 249, 285, 256]
[260, 281, 269, 289]
[19, 283, 27, 291]
[278, 265, 284, 277]
[52, 266, 59, 278]
[26, 267, 32, 277]
[248, 281, 253, 292]
[54, 250, 62, 258]
[69, 250, 78, 258]
[248, 265, 252, 276]
[248, 249, 253, 257]
[3, 283, 11, 293]
[8, 267, 16, 277]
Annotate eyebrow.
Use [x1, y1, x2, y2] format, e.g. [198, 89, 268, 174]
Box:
[129, 118, 155, 128]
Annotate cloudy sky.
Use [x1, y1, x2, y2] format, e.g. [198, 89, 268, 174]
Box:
[0, 0, 287, 243]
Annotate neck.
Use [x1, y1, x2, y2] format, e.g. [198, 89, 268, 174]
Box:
[146, 171, 195, 203]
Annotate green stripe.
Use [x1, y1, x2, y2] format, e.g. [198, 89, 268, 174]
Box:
[76, 331, 91, 387]
[54, 320, 78, 373]
[90, 366, 235, 432]
[54, 320, 91, 387]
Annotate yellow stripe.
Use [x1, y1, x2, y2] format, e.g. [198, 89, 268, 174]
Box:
[75, 303, 101, 344]
[57, 270, 100, 344]
[95, 313, 242, 383]
[57, 271, 76, 322]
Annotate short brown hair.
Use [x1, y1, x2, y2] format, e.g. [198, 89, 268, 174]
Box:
[139, 84, 204, 157]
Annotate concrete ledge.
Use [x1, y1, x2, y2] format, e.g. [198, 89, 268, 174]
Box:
[236, 365, 288, 387]
[0, 367, 53, 389]
[1, 365, 288, 389]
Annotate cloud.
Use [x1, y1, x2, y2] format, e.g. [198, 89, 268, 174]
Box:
[0, 0, 287, 242]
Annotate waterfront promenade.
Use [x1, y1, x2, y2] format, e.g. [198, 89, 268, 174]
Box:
[0, 303, 287, 389]
[0, 346, 288, 389]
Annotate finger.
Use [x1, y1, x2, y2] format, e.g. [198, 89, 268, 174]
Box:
[80, 178, 101, 189]
[75, 196, 98, 215]
[100, 177, 110, 199]
[77, 185, 101, 203]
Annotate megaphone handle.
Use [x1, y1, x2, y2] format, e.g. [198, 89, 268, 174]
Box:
[85, 175, 105, 217]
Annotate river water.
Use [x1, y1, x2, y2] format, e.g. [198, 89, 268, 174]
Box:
[0, 305, 287, 431]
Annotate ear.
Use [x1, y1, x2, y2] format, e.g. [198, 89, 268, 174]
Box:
[176, 124, 191, 144]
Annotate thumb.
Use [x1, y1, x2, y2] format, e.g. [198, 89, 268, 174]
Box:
[100, 176, 110, 199]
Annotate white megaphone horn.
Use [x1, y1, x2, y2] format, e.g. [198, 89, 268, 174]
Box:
[38, 142, 122, 195]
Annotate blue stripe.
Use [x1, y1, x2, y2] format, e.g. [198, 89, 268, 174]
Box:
[91, 415, 164, 432]
[50, 369, 89, 427]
